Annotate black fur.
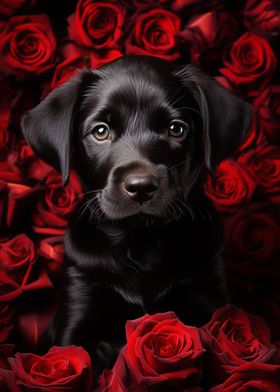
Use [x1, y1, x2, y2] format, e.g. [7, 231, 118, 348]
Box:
[22, 56, 251, 377]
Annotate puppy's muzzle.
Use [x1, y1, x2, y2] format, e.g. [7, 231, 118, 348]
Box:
[123, 173, 158, 204]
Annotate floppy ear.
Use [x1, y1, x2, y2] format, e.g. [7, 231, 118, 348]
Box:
[21, 69, 93, 184]
[174, 65, 252, 170]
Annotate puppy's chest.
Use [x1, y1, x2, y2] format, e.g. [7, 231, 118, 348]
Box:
[112, 233, 189, 308]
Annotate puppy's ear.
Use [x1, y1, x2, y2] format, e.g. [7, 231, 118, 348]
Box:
[21, 69, 93, 184]
[174, 65, 252, 170]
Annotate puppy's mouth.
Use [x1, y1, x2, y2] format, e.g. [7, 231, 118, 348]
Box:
[96, 187, 186, 223]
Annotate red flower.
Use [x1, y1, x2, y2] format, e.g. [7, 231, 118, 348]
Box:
[0, 15, 57, 78]
[32, 170, 82, 235]
[220, 32, 277, 97]
[253, 85, 280, 145]
[238, 145, 280, 204]
[115, 312, 205, 390]
[210, 363, 280, 392]
[9, 346, 93, 391]
[0, 234, 52, 302]
[126, 8, 181, 61]
[244, 0, 280, 41]
[200, 305, 278, 383]
[178, 11, 238, 65]
[68, 0, 125, 49]
[223, 205, 280, 274]
[204, 159, 256, 212]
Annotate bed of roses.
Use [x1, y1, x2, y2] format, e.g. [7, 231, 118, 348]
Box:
[0, 0, 279, 390]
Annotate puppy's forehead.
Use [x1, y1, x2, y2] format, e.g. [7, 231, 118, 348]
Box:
[83, 59, 178, 112]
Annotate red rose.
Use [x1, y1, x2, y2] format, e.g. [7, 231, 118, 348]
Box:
[0, 306, 14, 343]
[220, 32, 277, 97]
[238, 145, 280, 204]
[244, 0, 280, 41]
[253, 85, 280, 145]
[210, 363, 280, 392]
[0, 15, 56, 78]
[68, 0, 125, 49]
[126, 8, 181, 61]
[32, 170, 82, 235]
[118, 312, 205, 390]
[223, 205, 280, 274]
[0, 234, 52, 302]
[204, 159, 256, 212]
[200, 305, 278, 383]
[0, 0, 36, 16]
[9, 346, 93, 391]
[178, 11, 238, 65]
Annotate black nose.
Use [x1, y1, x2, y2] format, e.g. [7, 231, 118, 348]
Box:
[124, 175, 158, 203]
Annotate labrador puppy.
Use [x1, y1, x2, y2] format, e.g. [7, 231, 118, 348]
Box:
[22, 55, 251, 375]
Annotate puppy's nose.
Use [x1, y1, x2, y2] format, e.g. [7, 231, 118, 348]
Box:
[124, 175, 158, 203]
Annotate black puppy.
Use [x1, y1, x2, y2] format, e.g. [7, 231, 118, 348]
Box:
[22, 56, 251, 375]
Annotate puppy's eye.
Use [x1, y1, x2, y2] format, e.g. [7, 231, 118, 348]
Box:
[168, 121, 189, 141]
[91, 124, 111, 141]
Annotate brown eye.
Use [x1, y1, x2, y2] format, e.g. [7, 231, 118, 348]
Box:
[92, 124, 111, 141]
[168, 121, 189, 141]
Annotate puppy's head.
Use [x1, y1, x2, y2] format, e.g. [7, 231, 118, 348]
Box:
[22, 56, 251, 224]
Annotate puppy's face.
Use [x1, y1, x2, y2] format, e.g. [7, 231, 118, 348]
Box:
[22, 56, 251, 224]
[75, 59, 199, 222]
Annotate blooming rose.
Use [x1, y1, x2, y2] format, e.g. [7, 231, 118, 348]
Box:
[223, 205, 280, 273]
[0, 306, 14, 343]
[244, 0, 280, 41]
[0, 15, 56, 77]
[178, 11, 238, 65]
[126, 8, 181, 61]
[116, 312, 205, 390]
[32, 170, 81, 235]
[9, 346, 93, 391]
[200, 305, 278, 383]
[68, 0, 125, 49]
[204, 159, 256, 211]
[211, 363, 280, 391]
[254, 85, 280, 145]
[220, 32, 277, 96]
[238, 145, 280, 204]
[0, 234, 52, 302]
